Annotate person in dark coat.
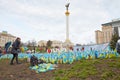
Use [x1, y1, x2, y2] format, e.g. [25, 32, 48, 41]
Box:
[4, 41, 11, 54]
[10, 37, 21, 65]
[116, 38, 120, 54]
[0, 46, 2, 57]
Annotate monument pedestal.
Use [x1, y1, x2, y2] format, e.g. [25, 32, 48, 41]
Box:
[63, 39, 73, 48]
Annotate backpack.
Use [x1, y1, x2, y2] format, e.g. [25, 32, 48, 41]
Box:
[30, 55, 38, 66]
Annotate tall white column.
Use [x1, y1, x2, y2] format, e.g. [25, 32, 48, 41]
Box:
[66, 15, 69, 41]
[65, 4, 70, 43]
[64, 2, 73, 48]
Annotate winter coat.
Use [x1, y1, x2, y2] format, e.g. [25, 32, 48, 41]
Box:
[11, 40, 20, 54]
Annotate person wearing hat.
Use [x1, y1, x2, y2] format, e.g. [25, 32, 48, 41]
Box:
[10, 37, 21, 65]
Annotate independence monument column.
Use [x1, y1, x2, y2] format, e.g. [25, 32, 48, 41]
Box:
[63, 0, 73, 48]
[65, 2, 70, 43]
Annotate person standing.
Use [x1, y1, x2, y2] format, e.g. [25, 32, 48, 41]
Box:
[47, 48, 51, 53]
[81, 47, 85, 52]
[116, 38, 120, 54]
[10, 37, 21, 65]
[4, 41, 11, 54]
[0, 46, 2, 57]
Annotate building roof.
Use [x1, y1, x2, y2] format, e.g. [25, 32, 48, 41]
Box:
[0, 32, 16, 38]
[102, 19, 120, 26]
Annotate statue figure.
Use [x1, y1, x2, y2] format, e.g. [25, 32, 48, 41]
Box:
[65, 3, 70, 11]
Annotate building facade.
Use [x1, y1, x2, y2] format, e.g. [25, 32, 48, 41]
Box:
[0, 31, 16, 47]
[102, 26, 113, 43]
[102, 19, 120, 36]
[38, 40, 47, 47]
[95, 30, 104, 44]
[37, 40, 63, 48]
[51, 40, 63, 48]
[95, 19, 120, 44]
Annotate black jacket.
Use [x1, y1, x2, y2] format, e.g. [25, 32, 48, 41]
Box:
[12, 40, 20, 50]
[11, 40, 20, 54]
[0, 50, 2, 53]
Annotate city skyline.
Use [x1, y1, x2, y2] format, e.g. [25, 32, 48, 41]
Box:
[0, 0, 120, 44]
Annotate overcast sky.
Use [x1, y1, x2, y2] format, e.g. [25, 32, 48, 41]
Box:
[0, 0, 120, 44]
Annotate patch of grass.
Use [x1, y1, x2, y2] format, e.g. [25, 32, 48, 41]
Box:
[60, 77, 69, 80]
[108, 62, 116, 67]
[53, 69, 67, 78]
[78, 72, 88, 79]
[101, 71, 115, 79]
[57, 70, 64, 74]
[54, 60, 98, 79]
[54, 77, 61, 80]
[92, 59, 101, 64]
[108, 62, 120, 68]
[0, 58, 10, 61]
[54, 76, 69, 80]
[1, 57, 120, 80]
[78, 67, 98, 79]
[116, 64, 120, 68]
[66, 72, 78, 78]
[112, 76, 120, 80]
